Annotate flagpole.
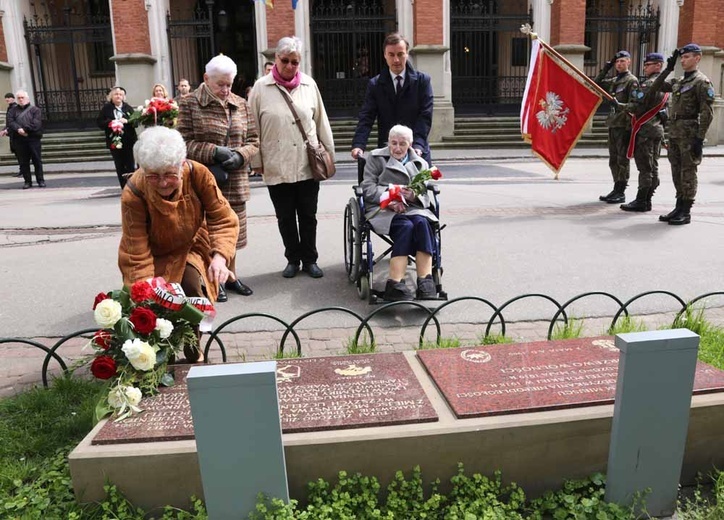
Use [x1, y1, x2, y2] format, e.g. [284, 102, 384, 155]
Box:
[520, 24, 614, 102]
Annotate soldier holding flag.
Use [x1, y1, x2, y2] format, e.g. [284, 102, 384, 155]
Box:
[619, 52, 669, 213]
[594, 50, 640, 204]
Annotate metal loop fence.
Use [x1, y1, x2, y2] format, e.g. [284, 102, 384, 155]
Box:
[4, 291, 724, 389]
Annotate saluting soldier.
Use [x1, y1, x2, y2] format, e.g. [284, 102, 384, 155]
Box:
[594, 50, 640, 204]
[647, 44, 715, 225]
[620, 52, 668, 212]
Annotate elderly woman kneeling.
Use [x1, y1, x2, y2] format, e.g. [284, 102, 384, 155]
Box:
[361, 124, 438, 302]
[118, 127, 239, 358]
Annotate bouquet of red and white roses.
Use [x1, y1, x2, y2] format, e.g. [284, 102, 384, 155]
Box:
[88, 277, 214, 421]
[128, 97, 179, 128]
[108, 119, 124, 149]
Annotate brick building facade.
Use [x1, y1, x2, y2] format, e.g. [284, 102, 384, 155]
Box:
[0, 0, 721, 143]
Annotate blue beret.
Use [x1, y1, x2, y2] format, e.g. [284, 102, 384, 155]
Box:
[679, 43, 702, 55]
[644, 52, 664, 63]
[614, 50, 631, 59]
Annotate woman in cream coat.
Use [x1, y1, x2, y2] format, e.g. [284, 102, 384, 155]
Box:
[250, 36, 335, 279]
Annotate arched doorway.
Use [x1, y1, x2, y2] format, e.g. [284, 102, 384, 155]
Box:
[168, 0, 257, 97]
[450, 0, 533, 115]
[310, 0, 396, 117]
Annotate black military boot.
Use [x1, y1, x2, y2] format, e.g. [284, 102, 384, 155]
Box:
[659, 198, 682, 222]
[599, 184, 617, 202]
[645, 186, 657, 211]
[668, 199, 693, 226]
[620, 188, 649, 212]
[605, 181, 627, 204]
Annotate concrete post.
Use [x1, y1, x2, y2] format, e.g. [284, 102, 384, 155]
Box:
[605, 329, 700, 517]
[187, 361, 289, 520]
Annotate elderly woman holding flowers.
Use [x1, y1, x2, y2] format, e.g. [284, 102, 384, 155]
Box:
[361, 124, 439, 302]
[97, 86, 138, 189]
[177, 54, 259, 302]
[118, 126, 239, 326]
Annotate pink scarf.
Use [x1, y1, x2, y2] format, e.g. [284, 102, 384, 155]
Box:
[272, 65, 301, 91]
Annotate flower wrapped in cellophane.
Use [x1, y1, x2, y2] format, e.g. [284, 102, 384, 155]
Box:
[87, 277, 214, 421]
[128, 97, 179, 128]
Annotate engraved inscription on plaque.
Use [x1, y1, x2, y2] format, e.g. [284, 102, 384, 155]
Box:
[278, 353, 438, 433]
[417, 337, 724, 419]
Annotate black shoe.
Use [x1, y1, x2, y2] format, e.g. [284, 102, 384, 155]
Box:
[606, 193, 626, 204]
[302, 263, 324, 278]
[599, 189, 616, 202]
[22, 182, 32, 189]
[282, 262, 300, 278]
[13, 172, 22, 177]
[225, 279, 253, 296]
[216, 283, 228, 303]
[383, 279, 414, 302]
[620, 199, 648, 212]
[416, 275, 437, 300]
[659, 199, 682, 222]
[38, 181, 46, 188]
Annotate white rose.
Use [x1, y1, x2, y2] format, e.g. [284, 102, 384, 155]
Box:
[155, 318, 173, 339]
[94, 299, 123, 328]
[108, 385, 142, 409]
[121, 338, 157, 371]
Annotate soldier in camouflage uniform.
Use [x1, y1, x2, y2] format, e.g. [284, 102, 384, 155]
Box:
[620, 52, 668, 212]
[647, 43, 715, 225]
[595, 50, 640, 204]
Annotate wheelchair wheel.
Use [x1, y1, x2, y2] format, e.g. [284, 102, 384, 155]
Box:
[343, 198, 362, 283]
[358, 275, 370, 300]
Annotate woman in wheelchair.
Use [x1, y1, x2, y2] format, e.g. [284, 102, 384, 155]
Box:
[361, 125, 438, 302]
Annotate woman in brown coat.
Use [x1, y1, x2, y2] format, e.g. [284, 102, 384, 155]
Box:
[119, 127, 239, 362]
[177, 54, 259, 302]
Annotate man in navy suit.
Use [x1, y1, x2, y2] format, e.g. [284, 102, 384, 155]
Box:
[351, 33, 434, 163]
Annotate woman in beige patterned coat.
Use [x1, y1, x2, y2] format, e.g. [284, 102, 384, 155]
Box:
[177, 54, 259, 302]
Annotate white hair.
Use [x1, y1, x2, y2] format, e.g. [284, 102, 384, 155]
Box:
[276, 36, 303, 57]
[388, 124, 413, 144]
[205, 54, 238, 79]
[133, 126, 187, 172]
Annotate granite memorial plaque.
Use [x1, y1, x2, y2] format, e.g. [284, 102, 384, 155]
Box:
[416, 336, 724, 419]
[93, 353, 438, 444]
[276, 352, 437, 433]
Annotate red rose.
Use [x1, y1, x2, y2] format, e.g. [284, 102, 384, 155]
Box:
[93, 292, 110, 310]
[130, 280, 155, 303]
[430, 167, 442, 180]
[91, 355, 117, 380]
[94, 330, 112, 350]
[129, 307, 157, 335]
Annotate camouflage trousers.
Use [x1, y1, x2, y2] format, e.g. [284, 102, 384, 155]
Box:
[633, 134, 662, 189]
[608, 127, 631, 183]
[667, 138, 699, 201]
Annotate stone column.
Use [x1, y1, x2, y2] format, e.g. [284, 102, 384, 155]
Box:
[109, 0, 156, 107]
[1, 2, 31, 100]
[658, 0, 681, 57]
[411, 0, 453, 142]
[531, 0, 551, 43]
[254, 3, 269, 76]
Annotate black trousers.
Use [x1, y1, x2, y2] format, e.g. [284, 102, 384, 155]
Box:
[111, 146, 136, 188]
[267, 179, 320, 265]
[15, 137, 43, 184]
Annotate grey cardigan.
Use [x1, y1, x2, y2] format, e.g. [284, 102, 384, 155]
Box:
[360, 147, 438, 234]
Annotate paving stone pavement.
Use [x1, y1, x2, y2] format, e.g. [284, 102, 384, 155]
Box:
[5, 307, 723, 398]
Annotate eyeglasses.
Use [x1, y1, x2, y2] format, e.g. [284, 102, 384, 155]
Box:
[279, 57, 300, 67]
[643, 62, 658, 67]
[145, 172, 181, 183]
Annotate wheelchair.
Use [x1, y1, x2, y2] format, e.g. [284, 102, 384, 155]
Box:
[343, 156, 447, 304]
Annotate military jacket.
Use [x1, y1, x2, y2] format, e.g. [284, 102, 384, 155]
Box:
[595, 70, 640, 128]
[631, 72, 666, 139]
[646, 69, 715, 140]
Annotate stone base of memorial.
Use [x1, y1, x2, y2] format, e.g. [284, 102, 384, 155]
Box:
[69, 338, 724, 512]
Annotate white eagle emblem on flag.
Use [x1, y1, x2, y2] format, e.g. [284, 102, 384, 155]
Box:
[536, 92, 570, 133]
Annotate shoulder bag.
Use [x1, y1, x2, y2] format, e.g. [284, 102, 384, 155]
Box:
[277, 86, 336, 181]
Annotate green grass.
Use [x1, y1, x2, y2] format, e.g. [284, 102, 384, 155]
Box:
[418, 336, 462, 350]
[273, 349, 302, 359]
[345, 336, 377, 354]
[479, 333, 515, 345]
[608, 315, 648, 335]
[550, 317, 584, 340]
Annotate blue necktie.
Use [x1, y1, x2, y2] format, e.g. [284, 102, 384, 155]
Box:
[395, 75, 403, 94]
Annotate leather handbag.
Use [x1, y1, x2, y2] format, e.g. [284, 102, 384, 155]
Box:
[277, 86, 336, 181]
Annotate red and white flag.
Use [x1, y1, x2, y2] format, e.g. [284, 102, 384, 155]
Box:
[521, 39, 605, 175]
